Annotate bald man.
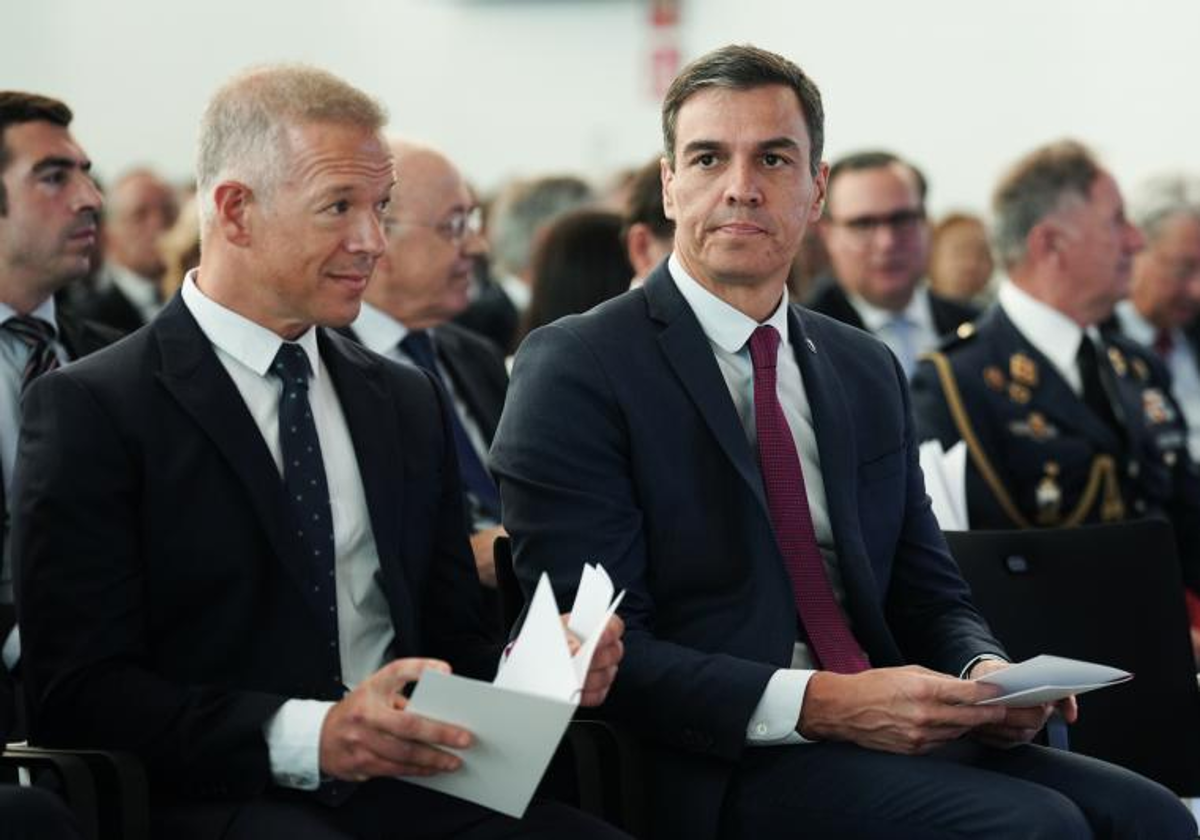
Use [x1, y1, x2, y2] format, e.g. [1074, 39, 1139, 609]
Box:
[346, 141, 509, 600]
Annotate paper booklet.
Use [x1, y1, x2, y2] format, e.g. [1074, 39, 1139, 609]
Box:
[404, 563, 625, 817]
[972, 654, 1132, 706]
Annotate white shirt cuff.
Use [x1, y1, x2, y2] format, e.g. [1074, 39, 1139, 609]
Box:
[262, 699, 336, 790]
[961, 653, 1009, 679]
[746, 668, 816, 746]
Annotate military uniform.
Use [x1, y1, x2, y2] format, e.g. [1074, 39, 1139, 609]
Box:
[910, 304, 1200, 593]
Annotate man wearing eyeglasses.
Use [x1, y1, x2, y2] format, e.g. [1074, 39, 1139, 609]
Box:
[810, 151, 976, 377]
[348, 140, 509, 606]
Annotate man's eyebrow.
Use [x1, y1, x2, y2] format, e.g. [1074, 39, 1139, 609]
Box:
[680, 140, 725, 157]
[31, 156, 91, 174]
[758, 137, 801, 152]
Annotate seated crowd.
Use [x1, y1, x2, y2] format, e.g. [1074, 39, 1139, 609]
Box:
[1, 42, 1199, 840]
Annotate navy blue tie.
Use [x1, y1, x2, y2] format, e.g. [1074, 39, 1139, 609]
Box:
[271, 343, 341, 685]
[400, 331, 502, 519]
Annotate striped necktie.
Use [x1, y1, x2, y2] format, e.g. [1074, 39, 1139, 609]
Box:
[2, 316, 60, 390]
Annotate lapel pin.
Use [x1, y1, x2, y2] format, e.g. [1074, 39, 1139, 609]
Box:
[805, 338, 816, 354]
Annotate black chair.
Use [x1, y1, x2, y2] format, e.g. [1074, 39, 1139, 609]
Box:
[945, 519, 1200, 795]
[494, 536, 648, 836]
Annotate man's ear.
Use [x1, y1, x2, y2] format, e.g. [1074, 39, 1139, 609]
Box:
[660, 156, 677, 222]
[1027, 220, 1062, 266]
[211, 181, 255, 247]
[809, 161, 829, 224]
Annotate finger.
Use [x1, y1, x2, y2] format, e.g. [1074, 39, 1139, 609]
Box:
[376, 658, 452, 696]
[931, 677, 1005, 705]
[387, 709, 474, 750]
[588, 639, 624, 671]
[367, 737, 465, 773]
[1057, 696, 1080, 723]
[1000, 705, 1052, 729]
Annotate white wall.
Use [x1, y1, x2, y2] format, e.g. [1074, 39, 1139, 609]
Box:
[4, 0, 1197, 215]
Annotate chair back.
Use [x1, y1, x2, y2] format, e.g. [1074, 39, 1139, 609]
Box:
[945, 519, 1200, 795]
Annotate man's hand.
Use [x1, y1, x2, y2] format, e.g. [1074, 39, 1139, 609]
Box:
[798, 665, 1008, 754]
[469, 525, 507, 589]
[967, 659, 1079, 748]
[560, 614, 625, 707]
[319, 658, 473, 782]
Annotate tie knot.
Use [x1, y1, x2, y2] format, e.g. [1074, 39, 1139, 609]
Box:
[400, 330, 438, 372]
[3, 315, 56, 348]
[271, 342, 312, 388]
[748, 325, 781, 371]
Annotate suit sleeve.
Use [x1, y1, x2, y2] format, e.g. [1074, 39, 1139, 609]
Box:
[13, 371, 285, 799]
[491, 324, 776, 763]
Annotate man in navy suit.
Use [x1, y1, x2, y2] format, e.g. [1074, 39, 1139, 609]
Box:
[13, 65, 624, 840]
[491, 44, 1191, 839]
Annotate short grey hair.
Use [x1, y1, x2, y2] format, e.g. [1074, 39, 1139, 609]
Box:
[196, 64, 387, 230]
[1129, 174, 1200, 245]
[488, 175, 595, 277]
[991, 140, 1102, 269]
[661, 44, 824, 176]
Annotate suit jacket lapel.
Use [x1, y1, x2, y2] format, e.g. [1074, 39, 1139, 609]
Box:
[644, 267, 768, 516]
[153, 297, 328, 619]
[434, 328, 499, 443]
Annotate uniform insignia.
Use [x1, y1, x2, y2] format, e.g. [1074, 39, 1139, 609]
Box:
[956, 322, 976, 340]
[1010, 353, 1038, 387]
[1008, 383, 1032, 404]
[1132, 358, 1149, 381]
[983, 366, 1006, 391]
[1036, 461, 1062, 525]
[1008, 412, 1058, 441]
[1142, 388, 1175, 425]
[1107, 347, 1127, 377]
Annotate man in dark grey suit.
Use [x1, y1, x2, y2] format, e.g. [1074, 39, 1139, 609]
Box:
[13, 65, 623, 840]
[348, 139, 509, 598]
[491, 44, 1192, 840]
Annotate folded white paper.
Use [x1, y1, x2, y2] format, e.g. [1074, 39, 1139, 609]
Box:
[404, 564, 624, 817]
[919, 439, 969, 530]
[973, 654, 1132, 706]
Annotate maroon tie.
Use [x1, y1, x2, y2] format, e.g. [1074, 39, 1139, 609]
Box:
[749, 325, 869, 674]
[1154, 329, 1174, 359]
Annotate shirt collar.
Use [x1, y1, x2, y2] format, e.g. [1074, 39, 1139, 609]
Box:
[997, 278, 1087, 377]
[668, 252, 790, 354]
[0, 297, 58, 333]
[848, 284, 933, 333]
[180, 269, 320, 379]
[108, 263, 160, 310]
[351, 301, 410, 355]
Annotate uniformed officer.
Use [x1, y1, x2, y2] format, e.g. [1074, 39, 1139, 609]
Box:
[911, 140, 1200, 610]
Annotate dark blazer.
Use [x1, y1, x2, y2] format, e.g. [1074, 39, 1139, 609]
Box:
[76, 281, 148, 334]
[432, 322, 508, 445]
[806, 279, 978, 339]
[491, 263, 1003, 839]
[912, 304, 1200, 592]
[12, 296, 496, 812]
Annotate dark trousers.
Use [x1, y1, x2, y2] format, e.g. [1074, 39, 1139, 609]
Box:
[153, 778, 630, 840]
[721, 740, 1195, 839]
[0, 785, 83, 840]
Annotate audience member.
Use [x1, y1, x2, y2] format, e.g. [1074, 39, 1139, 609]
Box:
[492, 45, 1191, 840]
[82, 167, 179, 331]
[621, 158, 673, 285]
[522, 209, 632, 340]
[910, 142, 1200, 643]
[346, 139, 509, 607]
[1105, 174, 1200, 461]
[811, 151, 976, 377]
[0, 91, 119, 674]
[14, 65, 624, 840]
[929, 211, 995, 306]
[158, 193, 201, 302]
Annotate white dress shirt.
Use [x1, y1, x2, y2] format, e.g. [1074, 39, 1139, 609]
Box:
[181, 273, 391, 789]
[669, 254, 850, 746]
[997, 279, 1093, 397]
[1114, 300, 1200, 461]
[0, 297, 70, 668]
[847, 285, 940, 379]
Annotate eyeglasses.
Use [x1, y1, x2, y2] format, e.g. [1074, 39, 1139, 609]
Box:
[828, 208, 926, 239]
[388, 205, 483, 243]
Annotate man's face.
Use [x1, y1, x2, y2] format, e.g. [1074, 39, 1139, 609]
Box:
[820, 163, 929, 311]
[105, 171, 179, 280]
[1131, 213, 1200, 329]
[662, 84, 826, 296]
[244, 121, 393, 339]
[1053, 171, 1143, 324]
[0, 121, 101, 301]
[366, 149, 485, 330]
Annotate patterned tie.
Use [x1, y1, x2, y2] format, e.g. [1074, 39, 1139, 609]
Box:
[2, 316, 60, 391]
[271, 343, 341, 681]
[400, 330, 502, 519]
[749, 325, 869, 674]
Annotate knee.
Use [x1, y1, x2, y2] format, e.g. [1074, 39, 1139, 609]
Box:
[0, 785, 81, 840]
[1000, 789, 1092, 840]
[1101, 777, 1196, 840]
